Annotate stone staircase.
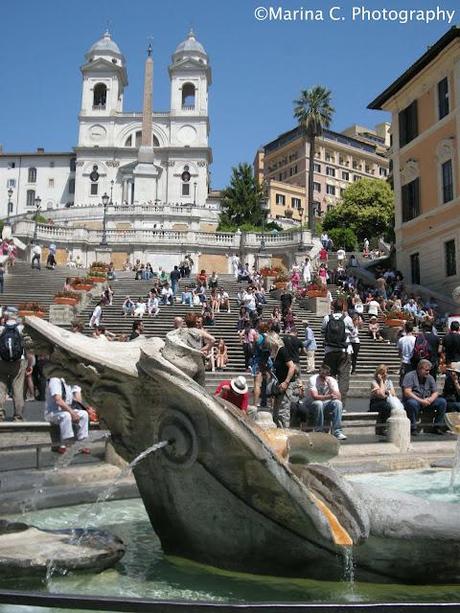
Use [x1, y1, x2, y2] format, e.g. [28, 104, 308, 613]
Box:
[73, 273, 401, 400]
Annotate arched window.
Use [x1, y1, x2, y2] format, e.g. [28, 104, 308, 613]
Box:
[125, 132, 160, 147]
[26, 189, 36, 207]
[182, 83, 196, 109]
[28, 167, 37, 183]
[93, 83, 107, 109]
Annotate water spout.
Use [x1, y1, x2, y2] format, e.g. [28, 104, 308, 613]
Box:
[445, 413, 460, 492]
[45, 439, 170, 582]
[342, 546, 355, 585]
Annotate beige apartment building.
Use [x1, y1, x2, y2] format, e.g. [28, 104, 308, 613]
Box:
[369, 27, 460, 297]
[255, 124, 389, 223]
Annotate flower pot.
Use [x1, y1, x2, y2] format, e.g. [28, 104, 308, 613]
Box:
[53, 297, 78, 306]
[307, 290, 327, 298]
[275, 282, 288, 290]
[19, 310, 45, 318]
[86, 276, 106, 283]
[71, 284, 93, 292]
[385, 318, 406, 328]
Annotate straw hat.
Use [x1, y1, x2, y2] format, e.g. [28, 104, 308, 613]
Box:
[447, 361, 460, 373]
[230, 376, 248, 395]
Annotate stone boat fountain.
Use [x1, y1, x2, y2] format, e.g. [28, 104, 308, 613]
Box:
[23, 317, 460, 585]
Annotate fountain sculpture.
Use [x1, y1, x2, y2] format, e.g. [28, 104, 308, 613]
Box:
[21, 317, 460, 584]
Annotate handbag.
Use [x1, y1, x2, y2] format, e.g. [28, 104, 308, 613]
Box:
[265, 372, 281, 397]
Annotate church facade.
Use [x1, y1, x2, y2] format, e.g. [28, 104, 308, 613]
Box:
[0, 30, 218, 226]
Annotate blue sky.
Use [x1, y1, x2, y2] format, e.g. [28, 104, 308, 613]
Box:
[0, 0, 457, 188]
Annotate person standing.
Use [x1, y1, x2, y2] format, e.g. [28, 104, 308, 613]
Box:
[0, 308, 33, 421]
[0, 263, 4, 293]
[265, 334, 297, 428]
[321, 301, 354, 406]
[442, 362, 460, 413]
[302, 257, 312, 285]
[31, 243, 42, 270]
[303, 320, 317, 374]
[336, 247, 346, 267]
[170, 265, 181, 296]
[442, 321, 460, 366]
[350, 313, 361, 375]
[397, 321, 416, 386]
[89, 301, 103, 328]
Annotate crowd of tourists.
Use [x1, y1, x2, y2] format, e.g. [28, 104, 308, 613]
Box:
[1, 248, 459, 456]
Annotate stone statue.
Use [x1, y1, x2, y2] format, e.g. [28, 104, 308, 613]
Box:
[24, 317, 460, 584]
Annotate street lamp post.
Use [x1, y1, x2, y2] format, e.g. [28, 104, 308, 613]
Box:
[100, 192, 109, 246]
[298, 205, 306, 251]
[33, 196, 41, 242]
[259, 196, 268, 254]
[6, 188, 13, 224]
[193, 182, 197, 205]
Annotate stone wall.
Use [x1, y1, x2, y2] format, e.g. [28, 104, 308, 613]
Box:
[198, 253, 228, 273]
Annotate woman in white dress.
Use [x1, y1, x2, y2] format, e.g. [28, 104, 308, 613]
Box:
[302, 257, 312, 285]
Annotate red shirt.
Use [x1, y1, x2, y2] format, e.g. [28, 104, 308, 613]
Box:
[214, 380, 249, 412]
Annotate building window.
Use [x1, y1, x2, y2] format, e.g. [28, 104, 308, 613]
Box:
[445, 240, 457, 277]
[90, 183, 98, 195]
[313, 182, 321, 192]
[48, 178, 54, 188]
[181, 83, 196, 109]
[26, 189, 35, 207]
[8, 162, 16, 169]
[278, 173, 283, 181]
[326, 166, 335, 177]
[313, 163, 321, 173]
[182, 183, 190, 196]
[342, 171, 349, 181]
[399, 100, 418, 147]
[379, 167, 387, 177]
[289, 165, 298, 176]
[441, 159, 454, 203]
[438, 77, 449, 120]
[70, 158, 76, 172]
[326, 184, 336, 196]
[6, 179, 16, 188]
[410, 253, 420, 285]
[325, 151, 334, 162]
[275, 193, 286, 205]
[69, 179, 75, 194]
[402, 178, 420, 222]
[353, 175, 360, 182]
[49, 161, 55, 168]
[28, 167, 37, 183]
[291, 197, 301, 209]
[93, 83, 107, 109]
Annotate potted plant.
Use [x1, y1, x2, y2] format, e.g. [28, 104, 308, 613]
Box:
[53, 290, 81, 306]
[89, 261, 110, 274]
[86, 271, 107, 283]
[18, 302, 46, 318]
[274, 272, 289, 290]
[306, 279, 327, 298]
[384, 309, 411, 327]
[70, 277, 94, 292]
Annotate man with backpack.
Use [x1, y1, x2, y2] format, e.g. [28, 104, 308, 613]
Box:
[0, 308, 33, 421]
[411, 322, 440, 378]
[321, 301, 354, 406]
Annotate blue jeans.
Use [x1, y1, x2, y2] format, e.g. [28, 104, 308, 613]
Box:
[181, 293, 192, 306]
[302, 399, 343, 435]
[403, 397, 447, 432]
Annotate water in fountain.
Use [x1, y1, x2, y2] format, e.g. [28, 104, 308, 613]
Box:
[45, 439, 169, 583]
[342, 546, 355, 585]
[449, 435, 460, 491]
[23, 433, 111, 514]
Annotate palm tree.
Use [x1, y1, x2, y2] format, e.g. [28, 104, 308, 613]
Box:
[293, 86, 334, 234]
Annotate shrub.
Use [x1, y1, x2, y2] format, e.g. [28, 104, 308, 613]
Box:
[328, 227, 357, 251]
[18, 302, 44, 312]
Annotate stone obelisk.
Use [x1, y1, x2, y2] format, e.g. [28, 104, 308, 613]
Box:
[133, 43, 158, 203]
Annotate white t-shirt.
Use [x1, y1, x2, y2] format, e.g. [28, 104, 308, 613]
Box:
[367, 300, 380, 316]
[46, 377, 72, 414]
[337, 249, 345, 261]
[398, 334, 416, 364]
[307, 374, 339, 402]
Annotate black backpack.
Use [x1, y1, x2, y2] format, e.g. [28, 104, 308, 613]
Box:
[325, 314, 347, 349]
[411, 333, 431, 365]
[0, 324, 24, 362]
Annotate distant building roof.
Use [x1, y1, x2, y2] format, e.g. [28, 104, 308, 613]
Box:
[264, 126, 377, 155]
[368, 26, 460, 109]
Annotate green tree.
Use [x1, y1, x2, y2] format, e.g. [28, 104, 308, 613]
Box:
[218, 163, 265, 229]
[328, 227, 357, 251]
[322, 178, 394, 244]
[293, 86, 335, 233]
